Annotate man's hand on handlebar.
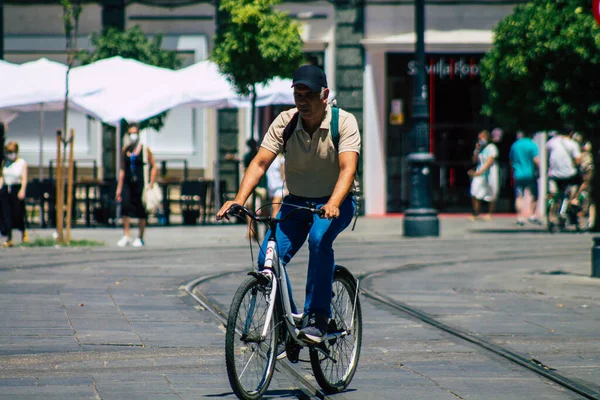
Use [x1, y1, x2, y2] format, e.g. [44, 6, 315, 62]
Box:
[320, 203, 340, 220]
[216, 200, 241, 221]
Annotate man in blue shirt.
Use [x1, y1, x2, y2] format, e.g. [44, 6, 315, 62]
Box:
[509, 131, 540, 225]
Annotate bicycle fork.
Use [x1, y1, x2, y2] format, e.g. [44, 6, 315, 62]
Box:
[259, 270, 278, 341]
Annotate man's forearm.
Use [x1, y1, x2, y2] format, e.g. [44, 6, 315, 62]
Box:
[329, 168, 356, 207]
[234, 162, 267, 205]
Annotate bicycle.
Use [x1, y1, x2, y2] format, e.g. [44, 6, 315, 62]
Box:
[547, 182, 586, 233]
[223, 203, 362, 400]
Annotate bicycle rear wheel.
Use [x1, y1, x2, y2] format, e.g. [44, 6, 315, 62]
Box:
[225, 276, 278, 400]
[310, 267, 362, 393]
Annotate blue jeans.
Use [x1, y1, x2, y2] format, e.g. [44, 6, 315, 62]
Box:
[257, 194, 356, 317]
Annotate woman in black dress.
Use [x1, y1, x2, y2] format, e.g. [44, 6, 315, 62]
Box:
[0, 139, 29, 247]
[115, 122, 157, 247]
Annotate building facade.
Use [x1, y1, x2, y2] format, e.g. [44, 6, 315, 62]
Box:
[1, 0, 526, 214]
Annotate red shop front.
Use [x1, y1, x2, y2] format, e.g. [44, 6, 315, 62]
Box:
[386, 53, 514, 213]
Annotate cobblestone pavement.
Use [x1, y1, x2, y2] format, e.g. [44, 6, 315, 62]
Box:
[0, 216, 599, 399]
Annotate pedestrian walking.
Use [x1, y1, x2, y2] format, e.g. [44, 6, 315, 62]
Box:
[509, 131, 540, 226]
[0, 140, 29, 247]
[115, 122, 157, 247]
[468, 129, 499, 221]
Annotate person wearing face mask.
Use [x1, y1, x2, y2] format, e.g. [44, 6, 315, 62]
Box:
[468, 129, 499, 221]
[115, 122, 157, 247]
[0, 141, 29, 247]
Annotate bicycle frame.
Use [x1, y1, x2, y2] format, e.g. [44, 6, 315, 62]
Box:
[259, 229, 306, 347]
[232, 203, 356, 347]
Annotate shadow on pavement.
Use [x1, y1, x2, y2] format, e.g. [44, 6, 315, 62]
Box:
[204, 389, 302, 398]
[468, 228, 548, 234]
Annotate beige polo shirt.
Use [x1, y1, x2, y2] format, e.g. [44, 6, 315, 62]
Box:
[261, 104, 361, 198]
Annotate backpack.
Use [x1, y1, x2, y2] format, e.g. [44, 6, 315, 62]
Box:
[281, 106, 361, 229]
[282, 106, 340, 152]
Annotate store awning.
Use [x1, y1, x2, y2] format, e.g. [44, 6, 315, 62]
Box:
[361, 29, 493, 52]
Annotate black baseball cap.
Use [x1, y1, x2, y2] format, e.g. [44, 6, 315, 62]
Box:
[291, 65, 328, 93]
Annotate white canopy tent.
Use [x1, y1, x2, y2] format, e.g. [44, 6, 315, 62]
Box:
[171, 61, 297, 211]
[0, 56, 298, 215]
[0, 58, 104, 178]
[0, 58, 102, 113]
[0, 60, 20, 124]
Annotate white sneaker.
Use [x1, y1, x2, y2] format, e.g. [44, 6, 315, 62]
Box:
[132, 238, 145, 248]
[117, 235, 132, 247]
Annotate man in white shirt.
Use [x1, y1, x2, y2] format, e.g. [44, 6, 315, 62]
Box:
[546, 130, 581, 199]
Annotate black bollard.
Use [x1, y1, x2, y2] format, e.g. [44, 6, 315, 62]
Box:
[592, 237, 600, 278]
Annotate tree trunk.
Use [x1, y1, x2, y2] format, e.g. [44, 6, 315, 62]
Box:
[65, 129, 75, 244]
[55, 130, 64, 244]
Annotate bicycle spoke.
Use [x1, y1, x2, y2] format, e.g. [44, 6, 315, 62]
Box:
[226, 277, 278, 399]
[239, 346, 257, 380]
[311, 271, 361, 393]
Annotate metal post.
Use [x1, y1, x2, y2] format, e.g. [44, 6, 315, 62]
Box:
[592, 237, 600, 278]
[115, 124, 121, 220]
[535, 131, 548, 219]
[39, 104, 45, 180]
[403, 0, 439, 237]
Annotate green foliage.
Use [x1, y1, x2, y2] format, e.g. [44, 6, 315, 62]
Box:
[211, 0, 304, 97]
[61, 0, 83, 59]
[481, 0, 600, 133]
[78, 26, 183, 131]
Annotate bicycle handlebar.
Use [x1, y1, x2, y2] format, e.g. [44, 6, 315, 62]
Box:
[226, 203, 325, 225]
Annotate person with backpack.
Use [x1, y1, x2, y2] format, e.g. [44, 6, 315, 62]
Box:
[217, 65, 361, 344]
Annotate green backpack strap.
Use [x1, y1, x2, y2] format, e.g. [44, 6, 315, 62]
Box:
[331, 106, 339, 151]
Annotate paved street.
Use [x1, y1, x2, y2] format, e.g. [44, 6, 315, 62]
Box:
[0, 216, 599, 399]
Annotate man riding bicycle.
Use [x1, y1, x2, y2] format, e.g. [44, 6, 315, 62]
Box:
[546, 129, 582, 215]
[216, 65, 361, 344]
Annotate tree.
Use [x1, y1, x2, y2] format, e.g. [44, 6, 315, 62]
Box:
[481, 0, 600, 231]
[58, 0, 83, 245]
[481, 0, 600, 133]
[61, 0, 82, 138]
[211, 0, 304, 139]
[78, 26, 182, 131]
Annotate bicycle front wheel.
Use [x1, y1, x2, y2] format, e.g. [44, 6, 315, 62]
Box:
[225, 276, 278, 400]
[310, 267, 362, 393]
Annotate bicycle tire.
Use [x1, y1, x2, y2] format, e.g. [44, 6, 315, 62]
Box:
[309, 267, 362, 394]
[225, 276, 278, 400]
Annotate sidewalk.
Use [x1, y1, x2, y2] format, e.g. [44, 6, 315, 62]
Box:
[0, 215, 598, 399]
[22, 213, 536, 249]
